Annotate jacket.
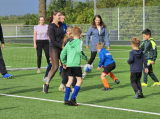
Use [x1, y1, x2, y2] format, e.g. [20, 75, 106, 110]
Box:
[139, 38, 157, 65]
[86, 25, 110, 51]
[98, 48, 115, 67]
[128, 49, 147, 73]
[60, 38, 88, 67]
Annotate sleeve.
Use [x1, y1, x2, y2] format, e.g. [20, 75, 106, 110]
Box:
[48, 25, 62, 48]
[127, 51, 134, 64]
[60, 44, 67, 65]
[98, 52, 105, 67]
[78, 41, 88, 60]
[0, 24, 4, 44]
[152, 42, 157, 61]
[86, 26, 92, 46]
[142, 52, 148, 68]
[104, 28, 110, 47]
[139, 42, 144, 51]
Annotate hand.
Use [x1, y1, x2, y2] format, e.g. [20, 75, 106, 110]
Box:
[97, 67, 100, 71]
[1, 44, 5, 49]
[107, 47, 110, 50]
[101, 65, 103, 68]
[86, 60, 89, 62]
[63, 65, 67, 69]
[145, 68, 149, 74]
[34, 44, 37, 49]
[86, 46, 88, 49]
[151, 61, 155, 65]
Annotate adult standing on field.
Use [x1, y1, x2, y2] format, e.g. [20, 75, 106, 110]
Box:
[43, 10, 64, 93]
[82, 15, 110, 78]
[0, 23, 13, 79]
[33, 16, 50, 74]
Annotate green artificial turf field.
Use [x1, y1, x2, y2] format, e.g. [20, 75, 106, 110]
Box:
[0, 44, 160, 119]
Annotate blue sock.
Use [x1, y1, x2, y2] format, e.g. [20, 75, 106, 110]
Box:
[59, 66, 62, 73]
[44, 63, 52, 77]
[64, 87, 71, 101]
[71, 85, 80, 100]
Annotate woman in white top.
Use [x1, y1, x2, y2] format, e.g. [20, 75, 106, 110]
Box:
[33, 16, 50, 74]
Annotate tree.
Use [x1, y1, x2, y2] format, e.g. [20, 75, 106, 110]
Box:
[39, 0, 46, 18]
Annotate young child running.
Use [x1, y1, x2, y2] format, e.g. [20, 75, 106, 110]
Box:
[96, 42, 120, 91]
[60, 27, 88, 106]
[139, 29, 160, 87]
[128, 37, 148, 99]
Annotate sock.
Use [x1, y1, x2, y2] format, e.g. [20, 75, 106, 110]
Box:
[71, 85, 80, 100]
[108, 72, 117, 81]
[44, 63, 52, 77]
[101, 76, 110, 88]
[64, 87, 71, 101]
[59, 66, 62, 73]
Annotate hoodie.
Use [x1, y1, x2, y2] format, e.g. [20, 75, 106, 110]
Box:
[60, 38, 88, 67]
[127, 49, 147, 73]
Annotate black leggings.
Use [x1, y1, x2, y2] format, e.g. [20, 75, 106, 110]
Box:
[0, 47, 7, 75]
[47, 47, 61, 83]
[88, 51, 97, 65]
[36, 40, 50, 68]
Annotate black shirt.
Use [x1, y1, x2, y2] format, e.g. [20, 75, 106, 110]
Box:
[0, 23, 4, 44]
[48, 22, 64, 49]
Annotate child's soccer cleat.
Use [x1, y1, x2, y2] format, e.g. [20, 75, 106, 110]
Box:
[82, 72, 87, 78]
[3, 73, 13, 79]
[151, 82, 160, 87]
[141, 83, 148, 87]
[37, 69, 41, 74]
[42, 77, 47, 82]
[59, 84, 65, 92]
[43, 84, 49, 93]
[138, 93, 144, 98]
[64, 100, 69, 105]
[72, 88, 74, 93]
[68, 99, 78, 106]
[115, 79, 120, 84]
[134, 90, 140, 99]
[101, 88, 111, 91]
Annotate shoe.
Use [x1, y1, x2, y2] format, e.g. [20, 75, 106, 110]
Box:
[42, 77, 47, 82]
[151, 82, 160, 87]
[72, 88, 74, 93]
[141, 83, 148, 87]
[138, 93, 144, 98]
[115, 79, 120, 84]
[68, 99, 78, 106]
[101, 88, 111, 91]
[37, 69, 41, 74]
[59, 84, 65, 92]
[134, 90, 140, 99]
[3, 73, 13, 79]
[43, 84, 49, 93]
[82, 72, 87, 78]
[64, 100, 69, 105]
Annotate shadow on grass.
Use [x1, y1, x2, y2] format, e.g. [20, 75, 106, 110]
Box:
[0, 107, 17, 111]
[144, 92, 160, 97]
[0, 86, 26, 90]
[84, 94, 132, 104]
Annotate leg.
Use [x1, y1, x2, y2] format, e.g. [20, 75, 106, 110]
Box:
[88, 51, 97, 65]
[43, 62, 52, 78]
[43, 40, 50, 64]
[0, 47, 7, 75]
[136, 72, 142, 93]
[148, 65, 159, 82]
[101, 73, 111, 91]
[130, 73, 139, 93]
[143, 67, 148, 84]
[59, 68, 68, 92]
[36, 41, 42, 73]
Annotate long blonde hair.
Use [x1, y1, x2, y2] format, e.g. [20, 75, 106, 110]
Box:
[62, 26, 74, 48]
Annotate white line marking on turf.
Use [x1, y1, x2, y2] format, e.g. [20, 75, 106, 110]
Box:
[1, 93, 160, 116]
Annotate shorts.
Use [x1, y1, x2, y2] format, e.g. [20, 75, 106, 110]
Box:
[103, 62, 116, 74]
[66, 67, 82, 77]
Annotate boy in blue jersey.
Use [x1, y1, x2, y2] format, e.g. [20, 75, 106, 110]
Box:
[128, 37, 148, 98]
[96, 42, 120, 91]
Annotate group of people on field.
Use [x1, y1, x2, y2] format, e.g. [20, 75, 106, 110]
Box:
[0, 9, 159, 106]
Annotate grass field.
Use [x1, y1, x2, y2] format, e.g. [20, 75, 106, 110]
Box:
[0, 45, 160, 119]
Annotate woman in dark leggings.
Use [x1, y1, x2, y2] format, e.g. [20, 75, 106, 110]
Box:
[43, 10, 64, 93]
[82, 15, 110, 78]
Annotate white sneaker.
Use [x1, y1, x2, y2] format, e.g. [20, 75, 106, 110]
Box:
[37, 69, 41, 74]
[72, 88, 74, 93]
[82, 72, 87, 78]
[59, 84, 65, 92]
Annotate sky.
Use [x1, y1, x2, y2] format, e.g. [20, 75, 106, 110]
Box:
[0, 0, 50, 16]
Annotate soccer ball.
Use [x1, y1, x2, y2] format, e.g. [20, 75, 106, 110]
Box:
[83, 64, 93, 73]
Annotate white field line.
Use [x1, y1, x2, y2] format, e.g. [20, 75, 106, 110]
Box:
[1, 93, 160, 116]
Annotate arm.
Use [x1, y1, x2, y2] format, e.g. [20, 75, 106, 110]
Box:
[98, 52, 105, 67]
[78, 41, 88, 60]
[48, 25, 62, 49]
[142, 52, 147, 68]
[86, 26, 92, 47]
[0, 24, 5, 49]
[33, 29, 37, 49]
[127, 51, 134, 64]
[139, 42, 144, 51]
[104, 28, 110, 49]
[60, 44, 67, 65]
[152, 42, 157, 62]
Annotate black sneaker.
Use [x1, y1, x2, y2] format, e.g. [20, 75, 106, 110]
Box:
[68, 99, 78, 106]
[138, 93, 144, 98]
[64, 100, 69, 105]
[115, 79, 120, 84]
[101, 88, 111, 91]
[43, 84, 49, 93]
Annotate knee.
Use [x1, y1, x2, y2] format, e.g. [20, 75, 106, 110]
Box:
[101, 75, 105, 80]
